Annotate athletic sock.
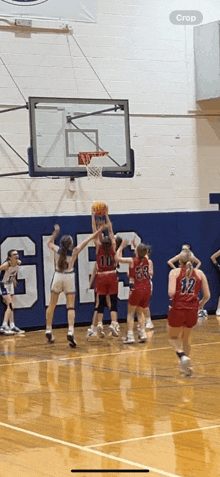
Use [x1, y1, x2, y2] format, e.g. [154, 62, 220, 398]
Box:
[176, 351, 185, 360]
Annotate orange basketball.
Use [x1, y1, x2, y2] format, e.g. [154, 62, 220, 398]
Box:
[91, 201, 107, 216]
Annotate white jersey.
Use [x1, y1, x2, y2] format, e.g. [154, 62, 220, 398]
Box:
[53, 245, 74, 272]
[2, 263, 19, 285]
[51, 246, 75, 294]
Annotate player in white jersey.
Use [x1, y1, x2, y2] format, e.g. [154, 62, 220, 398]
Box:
[0, 250, 25, 335]
[46, 223, 107, 347]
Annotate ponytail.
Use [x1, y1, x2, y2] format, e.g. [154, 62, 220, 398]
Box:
[179, 250, 194, 285]
[102, 236, 113, 266]
[185, 260, 193, 285]
[58, 235, 72, 272]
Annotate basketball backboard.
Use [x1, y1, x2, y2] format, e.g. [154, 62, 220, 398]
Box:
[28, 97, 134, 178]
[0, 0, 97, 23]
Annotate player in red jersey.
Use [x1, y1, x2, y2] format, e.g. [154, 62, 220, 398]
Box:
[132, 237, 154, 330]
[116, 240, 153, 343]
[210, 248, 220, 316]
[91, 209, 119, 338]
[86, 235, 122, 339]
[168, 249, 210, 375]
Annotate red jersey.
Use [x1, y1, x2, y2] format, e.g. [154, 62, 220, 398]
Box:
[96, 244, 116, 272]
[172, 267, 201, 310]
[129, 256, 151, 292]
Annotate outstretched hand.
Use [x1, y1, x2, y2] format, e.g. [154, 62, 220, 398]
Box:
[131, 236, 137, 249]
[54, 224, 60, 235]
[98, 223, 107, 232]
[120, 239, 129, 249]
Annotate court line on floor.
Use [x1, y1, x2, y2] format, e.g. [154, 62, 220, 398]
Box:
[86, 422, 220, 448]
[0, 340, 220, 368]
[0, 346, 170, 368]
[0, 421, 182, 477]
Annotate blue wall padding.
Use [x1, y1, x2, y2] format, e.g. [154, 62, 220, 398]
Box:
[0, 210, 219, 328]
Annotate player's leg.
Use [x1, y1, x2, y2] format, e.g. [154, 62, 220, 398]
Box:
[7, 292, 25, 335]
[145, 306, 154, 329]
[168, 323, 191, 375]
[45, 292, 59, 343]
[108, 293, 119, 337]
[168, 306, 192, 374]
[137, 307, 147, 342]
[108, 275, 119, 336]
[123, 304, 136, 343]
[96, 275, 107, 337]
[86, 293, 98, 339]
[216, 295, 220, 316]
[7, 289, 14, 327]
[66, 292, 76, 347]
[181, 326, 192, 357]
[97, 294, 106, 338]
[0, 294, 14, 335]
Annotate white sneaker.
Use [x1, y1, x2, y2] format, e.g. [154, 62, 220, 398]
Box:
[97, 323, 105, 338]
[198, 309, 207, 318]
[145, 319, 154, 330]
[123, 333, 135, 344]
[109, 322, 119, 337]
[138, 329, 147, 343]
[85, 327, 97, 339]
[0, 324, 15, 335]
[45, 330, 55, 343]
[67, 332, 76, 348]
[216, 309, 220, 316]
[179, 355, 191, 375]
[10, 325, 25, 335]
[197, 309, 208, 324]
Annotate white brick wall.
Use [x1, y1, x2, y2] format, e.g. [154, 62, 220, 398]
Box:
[0, 0, 220, 216]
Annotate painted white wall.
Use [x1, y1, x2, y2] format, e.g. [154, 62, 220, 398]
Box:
[0, 0, 220, 216]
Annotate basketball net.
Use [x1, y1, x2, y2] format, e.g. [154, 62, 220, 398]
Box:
[78, 151, 108, 179]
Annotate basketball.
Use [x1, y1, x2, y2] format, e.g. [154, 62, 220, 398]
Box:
[91, 201, 107, 216]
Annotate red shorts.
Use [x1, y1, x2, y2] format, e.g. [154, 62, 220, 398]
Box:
[168, 307, 198, 329]
[129, 288, 151, 309]
[96, 273, 118, 296]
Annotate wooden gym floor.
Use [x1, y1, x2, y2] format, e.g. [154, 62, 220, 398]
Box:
[1, 316, 220, 477]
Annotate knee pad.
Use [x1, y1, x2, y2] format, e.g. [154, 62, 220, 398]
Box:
[97, 295, 106, 314]
[110, 294, 117, 312]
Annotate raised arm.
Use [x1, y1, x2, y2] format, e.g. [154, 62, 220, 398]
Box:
[105, 208, 116, 249]
[115, 240, 133, 265]
[73, 224, 106, 259]
[193, 255, 201, 269]
[131, 236, 138, 255]
[167, 254, 180, 269]
[91, 209, 103, 248]
[210, 249, 220, 265]
[88, 263, 97, 289]
[47, 224, 60, 251]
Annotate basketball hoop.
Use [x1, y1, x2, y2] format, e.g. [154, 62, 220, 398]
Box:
[78, 151, 108, 179]
[86, 164, 103, 179]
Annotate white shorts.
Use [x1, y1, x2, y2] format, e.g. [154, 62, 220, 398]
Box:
[0, 282, 9, 296]
[51, 271, 75, 295]
[4, 283, 14, 296]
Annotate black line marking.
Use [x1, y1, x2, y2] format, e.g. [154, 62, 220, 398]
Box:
[71, 471, 149, 473]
